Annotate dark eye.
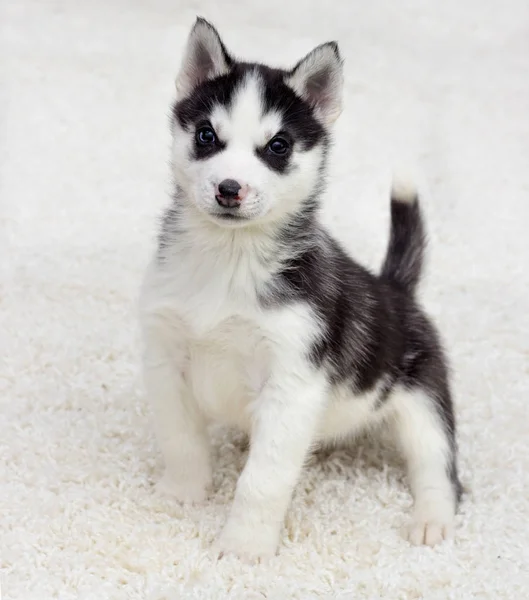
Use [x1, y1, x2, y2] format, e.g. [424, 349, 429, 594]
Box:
[267, 137, 290, 156]
[196, 126, 216, 146]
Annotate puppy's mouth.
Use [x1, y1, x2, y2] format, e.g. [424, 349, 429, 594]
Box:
[215, 212, 248, 221]
[206, 210, 254, 227]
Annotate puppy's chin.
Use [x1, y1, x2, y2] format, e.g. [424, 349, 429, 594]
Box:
[194, 201, 272, 229]
[193, 206, 257, 229]
[208, 212, 253, 228]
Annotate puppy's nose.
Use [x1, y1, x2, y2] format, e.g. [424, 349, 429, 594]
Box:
[216, 179, 244, 208]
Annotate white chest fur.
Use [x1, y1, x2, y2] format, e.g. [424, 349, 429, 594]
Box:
[140, 222, 313, 431]
[185, 316, 271, 431]
[141, 220, 389, 442]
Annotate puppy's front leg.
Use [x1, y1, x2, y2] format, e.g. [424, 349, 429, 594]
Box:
[142, 311, 211, 503]
[217, 366, 328, 560]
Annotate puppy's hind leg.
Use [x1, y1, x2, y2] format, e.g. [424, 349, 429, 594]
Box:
[391, 385, 461, 546]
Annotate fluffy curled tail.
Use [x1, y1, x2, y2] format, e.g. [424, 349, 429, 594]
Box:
[380, 178, 426, 295]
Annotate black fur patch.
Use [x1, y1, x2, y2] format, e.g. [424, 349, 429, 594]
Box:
[260, 201, 461, 496]
[165, 41, 461, 502]
[380, 198, 425, 295]
[172, 62, 326, 169]
[192, 120, 226, 161]
[254, 131, 293, 174]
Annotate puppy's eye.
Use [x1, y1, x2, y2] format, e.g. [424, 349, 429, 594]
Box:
[267, 137, 290, 156]
[196, 126, 216, 146]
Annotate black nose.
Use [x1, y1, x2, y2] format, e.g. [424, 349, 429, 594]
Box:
[216, 179, 242, 208]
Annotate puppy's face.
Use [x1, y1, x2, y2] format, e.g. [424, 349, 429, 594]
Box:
[171, 19, 343, 228]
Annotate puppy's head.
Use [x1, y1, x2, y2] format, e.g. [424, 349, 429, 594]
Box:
[171, 18, 343, 228]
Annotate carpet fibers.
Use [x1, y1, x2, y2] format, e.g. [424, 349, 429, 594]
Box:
[2, 1, 529, 598]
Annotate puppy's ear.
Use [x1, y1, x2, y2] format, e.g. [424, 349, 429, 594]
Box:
[176, 18, 233, 98]
[286, 42, 344, 125]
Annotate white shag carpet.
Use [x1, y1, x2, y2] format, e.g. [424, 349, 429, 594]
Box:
[2, 1, 529, 598]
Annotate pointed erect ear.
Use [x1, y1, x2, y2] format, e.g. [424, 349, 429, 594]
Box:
[286, 42, 344, 125]
[176, 18, 232, 98]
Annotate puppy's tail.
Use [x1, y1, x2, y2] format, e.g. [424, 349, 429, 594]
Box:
[380, 177, 425, 295]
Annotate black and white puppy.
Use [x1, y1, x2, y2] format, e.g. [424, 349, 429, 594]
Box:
[140, 18, 461, 560]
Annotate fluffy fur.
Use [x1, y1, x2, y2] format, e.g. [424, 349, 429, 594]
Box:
[140, 18, 461, 560]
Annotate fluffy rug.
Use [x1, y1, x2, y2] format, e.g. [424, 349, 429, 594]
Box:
[2, 1, 529, 598]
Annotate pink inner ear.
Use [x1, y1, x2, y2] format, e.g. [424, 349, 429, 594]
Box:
[305, 69, 332, 108]
[193, 42, 214, 79]
[307, 69, 330, 92]
[187, 44, 216, 89]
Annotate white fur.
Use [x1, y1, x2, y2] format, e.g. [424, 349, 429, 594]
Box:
[141, 40, 454, 560]
[175, 19, 230, 98]
[318, 376, 394, 441]
[391, 388, 456, 545]
[171, 72, 324, 227]
[286, 43, 344, 125]
[7, 1, 529, 595]
[391, 176, 418, 204]
[141, 216, 455, 558]
[141, 228, 330, 558]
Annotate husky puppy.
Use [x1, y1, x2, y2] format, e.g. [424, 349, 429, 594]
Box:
[140, 18, 461, 559]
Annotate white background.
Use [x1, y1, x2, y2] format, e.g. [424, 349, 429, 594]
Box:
[1, 0, 528, 598]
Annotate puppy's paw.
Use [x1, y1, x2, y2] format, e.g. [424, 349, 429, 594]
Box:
[155, 470, 210, 504]
[407, 495, 455, 546]
[215, 521, 278, 563]
[407, 503, 455, 546]
[407, 518, 454, 546]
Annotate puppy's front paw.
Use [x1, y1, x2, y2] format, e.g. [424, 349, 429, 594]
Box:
[155, 470, 210, 504]
[407, 497, 455, 546]
[407, 507, 455, 546]
[407, 518, 454, 546]
[215, 521, 279, 563]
